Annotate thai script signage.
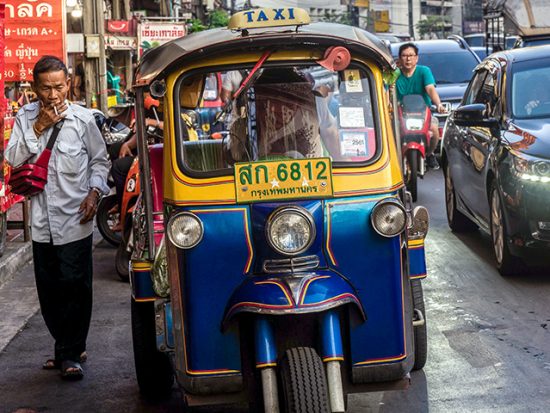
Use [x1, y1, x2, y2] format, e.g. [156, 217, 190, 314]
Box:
[138, 22, 185, 58]
[105, 35, 138, 50]
[3, 0, 64, 82]
[234, 158, 334, 203]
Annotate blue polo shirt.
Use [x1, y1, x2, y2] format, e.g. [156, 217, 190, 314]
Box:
[395, 65, 436, 106]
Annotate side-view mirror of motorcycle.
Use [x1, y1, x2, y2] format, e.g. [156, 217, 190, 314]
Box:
[453, 104, 498, 127]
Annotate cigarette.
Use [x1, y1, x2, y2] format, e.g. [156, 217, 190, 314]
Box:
[54, 106, 59, 116]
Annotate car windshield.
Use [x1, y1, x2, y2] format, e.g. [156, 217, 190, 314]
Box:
[419, 52, 478, 84]
[465, 35, 484, 47]
[175, 64, 379, 174]
[511, 58, 550, 119]
[522, 38, 550, 47]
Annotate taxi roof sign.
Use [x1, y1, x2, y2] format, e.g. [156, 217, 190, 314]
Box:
[228, 8, 311, 31]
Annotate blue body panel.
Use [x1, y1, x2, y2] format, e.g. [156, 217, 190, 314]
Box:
[130, 265, 156, 301]
[408, 243, 427, 279]
[175, 193, 409, 376]
[325, 196, 406, 366]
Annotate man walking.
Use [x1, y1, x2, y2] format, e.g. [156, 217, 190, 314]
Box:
[5, 56, 109, 380]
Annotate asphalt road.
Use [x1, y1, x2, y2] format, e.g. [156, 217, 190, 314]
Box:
[1, 169, 549, 413]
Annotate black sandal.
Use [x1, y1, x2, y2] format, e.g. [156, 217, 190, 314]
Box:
[60, 360, 84, 381]
[43, 351, 87, 370]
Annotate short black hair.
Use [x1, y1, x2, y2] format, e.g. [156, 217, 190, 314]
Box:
[399, 43, 419, 57]
[33, 55, 68, 84]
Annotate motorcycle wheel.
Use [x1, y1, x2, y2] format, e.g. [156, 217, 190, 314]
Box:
[96, 194, 121, 247]
[411, 279, 427, 370]
[405, 151, 418, 202]
[444, 163, 477, 232]
[279, 347, 330, 413]
[115, 218, 132, 282]
[131, 299, 174, 399]
[0, 212, 7, 258]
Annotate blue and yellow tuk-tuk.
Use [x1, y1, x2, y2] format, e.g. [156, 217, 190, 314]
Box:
[129, 8, 429, 412]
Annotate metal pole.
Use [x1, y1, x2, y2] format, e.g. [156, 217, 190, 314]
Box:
[82, 0, 97, 108]
[96, 0, 108, 113]
[408, 0, 414, 38]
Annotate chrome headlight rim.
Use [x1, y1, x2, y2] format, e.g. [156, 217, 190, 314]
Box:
[265, 206, 316, 256]
[370, 199, 407, 238]
[167, 212, 204, 249]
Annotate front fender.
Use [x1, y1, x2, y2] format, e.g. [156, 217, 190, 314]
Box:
[222, 270, 365, 330]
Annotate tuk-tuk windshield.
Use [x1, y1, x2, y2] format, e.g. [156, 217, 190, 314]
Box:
[176, 64, 378, 174]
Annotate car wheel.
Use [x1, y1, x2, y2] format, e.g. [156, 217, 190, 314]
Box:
[444, 163, 477, 232]
[490, 183, 524, 276]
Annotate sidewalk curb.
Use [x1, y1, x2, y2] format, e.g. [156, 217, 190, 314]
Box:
[0, 242, 33, 289]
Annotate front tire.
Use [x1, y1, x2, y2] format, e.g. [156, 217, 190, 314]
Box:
[444, 163, 477, 232]
[131, 299, 174, 399]
[279, 347, 330, 413]
[96, 194, 121, 247]
[404, 151, 418, 202]
[411, 280, 427, 370]
[490, 184, 524, 276]
[0, 212, 7, 257]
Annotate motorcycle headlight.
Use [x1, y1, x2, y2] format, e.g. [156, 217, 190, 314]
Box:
[405, 118, 424, 130]
[266, 207, 315, 255]
[371, 199, 407, 237]
[167, 212, 203, 249]
[512, 153, 550, 183]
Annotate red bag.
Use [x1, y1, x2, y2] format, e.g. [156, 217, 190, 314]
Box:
[9, 121, 64, 197]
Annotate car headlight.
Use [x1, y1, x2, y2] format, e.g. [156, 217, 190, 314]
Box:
[167, 212, 203, 249]
[371, 199, 407, 237]
[405, 118, 424, 130]
[266, 207, 315, 255]
[512, 153, 550, 183]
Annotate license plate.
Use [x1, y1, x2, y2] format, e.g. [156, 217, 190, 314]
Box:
[234, 158, 333, 203]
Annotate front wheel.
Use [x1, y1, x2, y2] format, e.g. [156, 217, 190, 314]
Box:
[404, 151, 418, 202]
[0, 212, 7, 257]
[96, 194, 121, 247]
[411, 280, 427, 370]
[490, 184, 524, 276]
[131, 299, 174, 399]
[279, 347, 330, 413]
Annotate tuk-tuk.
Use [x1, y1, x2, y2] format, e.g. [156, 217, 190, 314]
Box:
[129, 8, 429, 412]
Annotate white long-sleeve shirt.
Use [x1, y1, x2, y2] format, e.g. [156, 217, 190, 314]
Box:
[5, 101, 109, 245]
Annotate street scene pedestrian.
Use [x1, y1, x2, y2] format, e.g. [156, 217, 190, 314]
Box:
[395, 42, 447, 170]
[5, 56, 109, 380]
[1, 0, 550, 412]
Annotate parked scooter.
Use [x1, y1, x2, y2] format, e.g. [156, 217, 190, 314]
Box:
[115, 98, 163, 281]
[398, 94, 433, 202]
[92, 110, 133, 247]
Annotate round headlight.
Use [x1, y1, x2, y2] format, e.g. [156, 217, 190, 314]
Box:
[167, 212, 203, 249]
[371, 200, 407, 237]
[266, 207, 315, 255]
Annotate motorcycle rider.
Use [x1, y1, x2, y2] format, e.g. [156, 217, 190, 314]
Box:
[396, 42, 446, 169]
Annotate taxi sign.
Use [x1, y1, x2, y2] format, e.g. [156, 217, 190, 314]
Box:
[228, 7, 311, 31]
[234, 158, 333, 204]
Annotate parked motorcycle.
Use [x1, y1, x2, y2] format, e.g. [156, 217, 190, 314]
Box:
[398, 94, 433, 202]
[92, 109, 133, 247]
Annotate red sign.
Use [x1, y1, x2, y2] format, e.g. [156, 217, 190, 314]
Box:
[4, 0, 65, 82]
[107, 20, 130, 33]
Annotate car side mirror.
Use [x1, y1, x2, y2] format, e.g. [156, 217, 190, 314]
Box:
[453, 104, 498, 127]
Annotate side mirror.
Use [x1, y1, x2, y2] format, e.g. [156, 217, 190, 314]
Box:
[453, 103, 498, 127]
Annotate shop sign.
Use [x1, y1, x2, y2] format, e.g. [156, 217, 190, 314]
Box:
[138, 22, 185, 57]
[105, 35, 138, 50]
[3, 0, 64, 82]
[107, 20, 130, 33]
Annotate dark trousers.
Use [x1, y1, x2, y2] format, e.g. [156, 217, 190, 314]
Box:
[32, 235, 93, 362]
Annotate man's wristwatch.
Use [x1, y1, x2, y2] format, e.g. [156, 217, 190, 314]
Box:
[90, 187, 102, 202]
